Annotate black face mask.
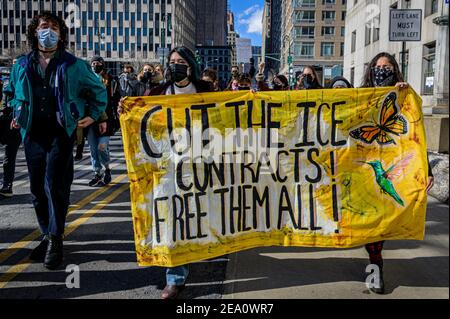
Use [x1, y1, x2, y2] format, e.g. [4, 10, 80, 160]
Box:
[302, 74, 314, 89]
[272, 82, 283, 90]
[141, 71, 151, 82]
[169, 63, 189, 83]
[93, 65, 104, 74]
[373, 68, 395, 87]
[238, 86, 251, 90]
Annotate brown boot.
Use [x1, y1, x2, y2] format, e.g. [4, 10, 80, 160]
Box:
[161, 284, 185, 299]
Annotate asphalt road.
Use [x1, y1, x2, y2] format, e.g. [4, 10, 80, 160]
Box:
[0, 133, 227, 299]
[0, 132, 448, 299]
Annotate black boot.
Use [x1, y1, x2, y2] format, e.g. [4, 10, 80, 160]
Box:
[0, 183, 13, 200]
[44, 235, 63, 270]
[75, 144, 84, 161]
[369, 267, 385, 294]
[29, 235, 49, 261]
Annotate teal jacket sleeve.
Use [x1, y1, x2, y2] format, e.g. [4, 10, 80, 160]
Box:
[79, 60, 107, 121]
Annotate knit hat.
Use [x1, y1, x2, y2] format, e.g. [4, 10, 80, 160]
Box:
[91, 55, 104, 64]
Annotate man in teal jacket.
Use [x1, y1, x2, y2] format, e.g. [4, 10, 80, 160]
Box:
[5, 12, 107, 270]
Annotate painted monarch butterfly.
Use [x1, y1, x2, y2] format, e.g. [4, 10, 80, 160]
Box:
[350, 91, 408, 145]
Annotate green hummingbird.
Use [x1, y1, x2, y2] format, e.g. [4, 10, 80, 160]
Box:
[360, 154, 413, 207]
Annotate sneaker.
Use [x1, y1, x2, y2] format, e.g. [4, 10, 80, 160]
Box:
[103, 169, 112, 185]
[88, 173, 103, 187]
[0, 184, 13, 200]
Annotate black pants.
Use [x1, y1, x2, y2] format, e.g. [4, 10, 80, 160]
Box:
[24, 128, 75, 237]
[2, 128, 22, 186]
[365, 241, 384, 269]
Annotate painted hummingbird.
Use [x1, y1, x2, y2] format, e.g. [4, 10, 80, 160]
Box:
[360, 154, 413, 207]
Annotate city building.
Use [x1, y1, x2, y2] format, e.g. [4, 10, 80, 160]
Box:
[343, 0, 448, 152]
[236, 37, 252, 72]
[227, 10, 238, 67]
[195, 0, 227, 46]
[262, 0, 283, 75]
[280, 0, 346, 87]
[0, 0, 196, 74]
[252, 45, 262, 66]
[196, 45, 232, 88]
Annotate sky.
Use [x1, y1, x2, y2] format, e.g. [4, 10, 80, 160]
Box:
[229, 0, 264, 47]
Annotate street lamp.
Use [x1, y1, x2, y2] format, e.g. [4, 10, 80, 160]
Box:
[283, 34, 293, 89]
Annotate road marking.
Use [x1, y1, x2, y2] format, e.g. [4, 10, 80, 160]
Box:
[0, 182, 130, 289]
[0, 173, 128, 265]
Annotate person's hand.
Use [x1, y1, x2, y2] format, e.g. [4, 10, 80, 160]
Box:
[98, 122, 107, 135]
[118, 97, 126, 115]
[426, 176, 434, 192]
[395, 82, 409, 90]
[77, 116, 95, 128]
[10, 118, 20, 129]
[259, 62, 265, 72]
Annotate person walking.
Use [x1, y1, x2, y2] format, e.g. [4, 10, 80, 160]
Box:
[118, 64, 138, 97]
[359, 52, 434, 294]
[135, 63, 162, 96]
[87, 55, 120, 187]
[6, 12, 107, 269]
[0, 93, 21, 200]
[119, 46, 213, 299]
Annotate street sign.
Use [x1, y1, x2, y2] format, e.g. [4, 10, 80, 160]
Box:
[287, 55, 293, 64]
[389, 9, 422, 41]
[157, 47, 170, 58]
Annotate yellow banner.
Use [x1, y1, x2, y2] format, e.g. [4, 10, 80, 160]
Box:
[120, 88, 428, 267]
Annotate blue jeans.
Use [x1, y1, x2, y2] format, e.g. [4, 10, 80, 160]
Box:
[87, 126, 110, 174]
[166, 265, 189, 286]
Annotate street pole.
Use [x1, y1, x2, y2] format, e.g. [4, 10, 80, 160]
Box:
[401, 41, 406, 78]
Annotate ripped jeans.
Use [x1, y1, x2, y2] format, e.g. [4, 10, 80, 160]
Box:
[87, 125, 110, 175]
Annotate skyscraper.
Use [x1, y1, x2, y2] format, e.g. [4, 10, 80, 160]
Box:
[227, 10, 238, 67]
[0, 0, 196, 71]
[262, 0, 283, 74]
[195, 0, 228, 46]
[280, 0, 346, 87]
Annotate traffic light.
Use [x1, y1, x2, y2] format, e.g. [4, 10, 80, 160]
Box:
[195, 50, 202, 66]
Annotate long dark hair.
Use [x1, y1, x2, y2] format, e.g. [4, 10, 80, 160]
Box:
[166, 46, 201, 83]
[298, 65, 322, 89]
[27, 11, 68, 50]
[275, 74, 289, 88]
[361, 52, 404, 88]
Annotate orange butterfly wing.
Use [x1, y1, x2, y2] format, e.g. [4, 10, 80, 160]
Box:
[349, 126, 381, 144]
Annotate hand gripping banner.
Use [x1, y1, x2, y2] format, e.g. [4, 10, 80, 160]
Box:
[120, 87, 429, 267]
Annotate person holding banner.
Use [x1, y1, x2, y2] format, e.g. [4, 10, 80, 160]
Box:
[135, 46, 214, 299]
[328, 76, 353, 89]
[360, 52, 434, 294]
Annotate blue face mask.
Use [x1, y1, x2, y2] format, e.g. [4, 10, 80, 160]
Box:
[37, 28, 60, 49]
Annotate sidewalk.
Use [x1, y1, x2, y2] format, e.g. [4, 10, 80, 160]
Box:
[222, 197, 449, 299]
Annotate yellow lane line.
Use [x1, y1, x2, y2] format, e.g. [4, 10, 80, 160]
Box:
[0, 182, 130, 289]
[0, 173, 128, 265]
